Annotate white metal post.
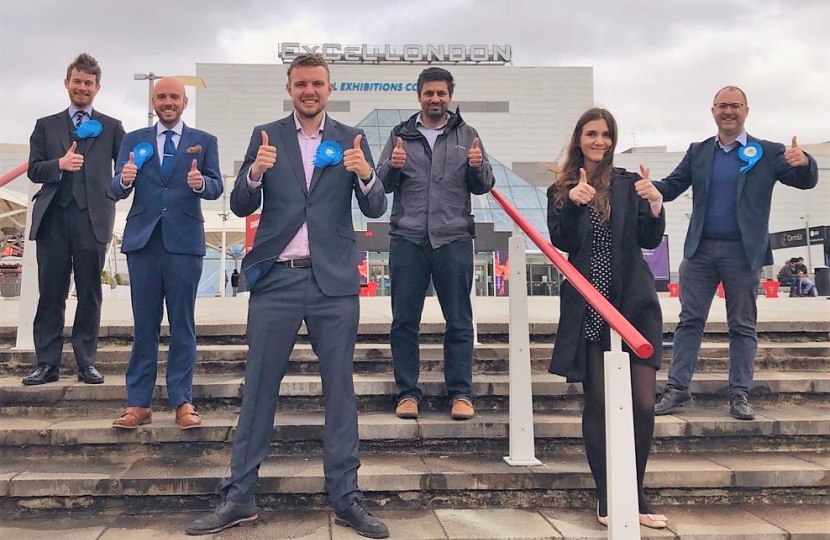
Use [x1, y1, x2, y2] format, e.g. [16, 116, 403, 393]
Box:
[218, 179, 228, 297]
[105, 238, 118, 299]
[605, 329, 641, 539]
[14, 181, 38, 351]
[470, 239, 479, 344]
[503, 224, 541, 466]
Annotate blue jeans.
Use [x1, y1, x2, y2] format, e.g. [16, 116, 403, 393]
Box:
[389, 236, 474, 402]
[667, 239, 759, 397]
[798, 278, 817, 296]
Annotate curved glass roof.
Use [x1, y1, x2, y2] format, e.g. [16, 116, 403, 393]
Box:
[356, 109, 549, 249]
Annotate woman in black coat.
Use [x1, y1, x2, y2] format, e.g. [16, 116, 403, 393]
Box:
[546, 108, 668, 529]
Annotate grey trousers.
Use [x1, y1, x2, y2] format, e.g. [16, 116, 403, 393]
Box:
[220, 265, 362, 513]
[666, 239, 760, 396]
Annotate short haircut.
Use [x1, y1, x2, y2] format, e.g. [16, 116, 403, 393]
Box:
[66, 53, 101, 85]
[713, 85, 748, 105]
[286, 53, 330, 81]
[417, 67, 455, 96]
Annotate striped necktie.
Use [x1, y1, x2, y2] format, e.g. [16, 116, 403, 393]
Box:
[74, 111, 86, 127]
[161, 130, 176, 176]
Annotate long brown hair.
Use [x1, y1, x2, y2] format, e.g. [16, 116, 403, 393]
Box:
[551, 107, 618, 224]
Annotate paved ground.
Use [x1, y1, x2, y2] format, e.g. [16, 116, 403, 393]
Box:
[1, 293, 828, 331]
[1, 504, 828, 539]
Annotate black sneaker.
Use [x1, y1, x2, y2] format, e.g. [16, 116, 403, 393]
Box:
[729, 394, 755, 420]
[335, 501, 389, 538]
[185, 498, 258, 535]
[654, 387, 692, 415]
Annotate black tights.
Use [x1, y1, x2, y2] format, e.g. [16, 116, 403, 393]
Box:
[582, 342, 656, 516]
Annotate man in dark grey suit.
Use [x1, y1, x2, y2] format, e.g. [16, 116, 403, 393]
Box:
[186, 54, 389, 538]
[651, 86, 818, 420]
[23, 53, 124, 386]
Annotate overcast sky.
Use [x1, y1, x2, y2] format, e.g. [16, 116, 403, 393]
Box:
[1, 0, 827, 154]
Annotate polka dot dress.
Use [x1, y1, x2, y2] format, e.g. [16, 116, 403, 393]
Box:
[585, 207, 612, 342]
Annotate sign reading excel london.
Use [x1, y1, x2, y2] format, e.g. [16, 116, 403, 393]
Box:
[279, 42, 512, 65]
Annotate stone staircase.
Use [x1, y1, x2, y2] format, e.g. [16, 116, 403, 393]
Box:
[0, 319, 828, 533]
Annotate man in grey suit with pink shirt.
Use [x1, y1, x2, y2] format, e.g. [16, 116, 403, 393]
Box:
[186, 54, 389, 538]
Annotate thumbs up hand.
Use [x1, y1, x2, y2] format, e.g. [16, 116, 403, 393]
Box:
[344, 133, 372, 179]
[251, 130, 277, 180]
[59, 141, 84, 172]
[784, 136, 808, 167]
[468, 137, 483, 168]
[568, 167, 596, 205]
[187, 159, 204, 190]
[120, 151, 137, 186]
[634, 164, 662, 202]
[390, 137, 406, 169]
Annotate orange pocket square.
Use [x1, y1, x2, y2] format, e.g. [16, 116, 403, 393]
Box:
[186, 145, 202, 154]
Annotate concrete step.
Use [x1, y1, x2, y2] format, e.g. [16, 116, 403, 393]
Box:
[1, 371, 828, 416]
[1, 407, 829, 460]
[1, 504, 828, 539]
[2, 341, 829, 376]
[1, 451, 828, 514]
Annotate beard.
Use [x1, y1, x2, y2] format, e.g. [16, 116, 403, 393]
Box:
[422, 104, 447, 122]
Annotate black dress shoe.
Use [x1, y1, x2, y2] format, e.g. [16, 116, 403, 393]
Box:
[335, 502, 389, 539]
[185, 498, 257, 535]
[729, 394, 755, 420]
[22, 364, 59, 386]
[654, 386, 692, 415]
[77, 365, 105, 384]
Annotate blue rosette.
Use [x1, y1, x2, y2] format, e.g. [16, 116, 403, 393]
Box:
[132, 142, 155, 169]
[314, 140, 344, 168]
[738, 142, 763, 173]
[75, 119, 102, 139]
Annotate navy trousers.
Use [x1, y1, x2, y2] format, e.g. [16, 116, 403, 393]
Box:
[125, 225, 202, 408]
[389, 236, 474, 403]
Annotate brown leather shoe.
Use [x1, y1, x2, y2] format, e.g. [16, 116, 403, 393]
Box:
[176, 402, 202, 429]
[395, 397, 419, 419]
[112, 407, 152, 429]
[451, 397, 475, 420]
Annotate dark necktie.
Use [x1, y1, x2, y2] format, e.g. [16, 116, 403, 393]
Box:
[161, 130, 176, 176]
[74, 111, 86, 127]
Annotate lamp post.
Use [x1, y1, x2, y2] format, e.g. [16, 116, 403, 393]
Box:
[133, 72, 160, 127]
[218, 176, 233, 297]
[133, 73, 207, 127]
[802, 213, 812, 271]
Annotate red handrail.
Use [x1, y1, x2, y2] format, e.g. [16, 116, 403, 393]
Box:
[490, 188, 654, 359]
[0, 163, 28, 189]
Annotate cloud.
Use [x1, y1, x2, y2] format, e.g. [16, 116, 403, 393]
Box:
[1, 0, 827, 153]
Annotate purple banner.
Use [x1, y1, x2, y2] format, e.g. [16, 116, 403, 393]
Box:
[641, 236, 670, 280]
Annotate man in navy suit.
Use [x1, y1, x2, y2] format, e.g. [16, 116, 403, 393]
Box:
[650, 86, 818, 420]
[186, 54, 389, 538]
[24, 53, 124, 386]
[111, 77, 223, 430]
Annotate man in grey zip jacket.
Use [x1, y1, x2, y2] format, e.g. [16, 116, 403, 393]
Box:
[377, 67, 495, 421]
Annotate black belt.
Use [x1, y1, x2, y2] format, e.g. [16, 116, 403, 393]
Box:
[275, 257, 312, 268]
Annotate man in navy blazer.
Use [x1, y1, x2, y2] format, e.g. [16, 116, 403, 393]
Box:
[650, 86, 818, 420]
[186, 54, 389, 538]
[111, 77, 223, 430]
